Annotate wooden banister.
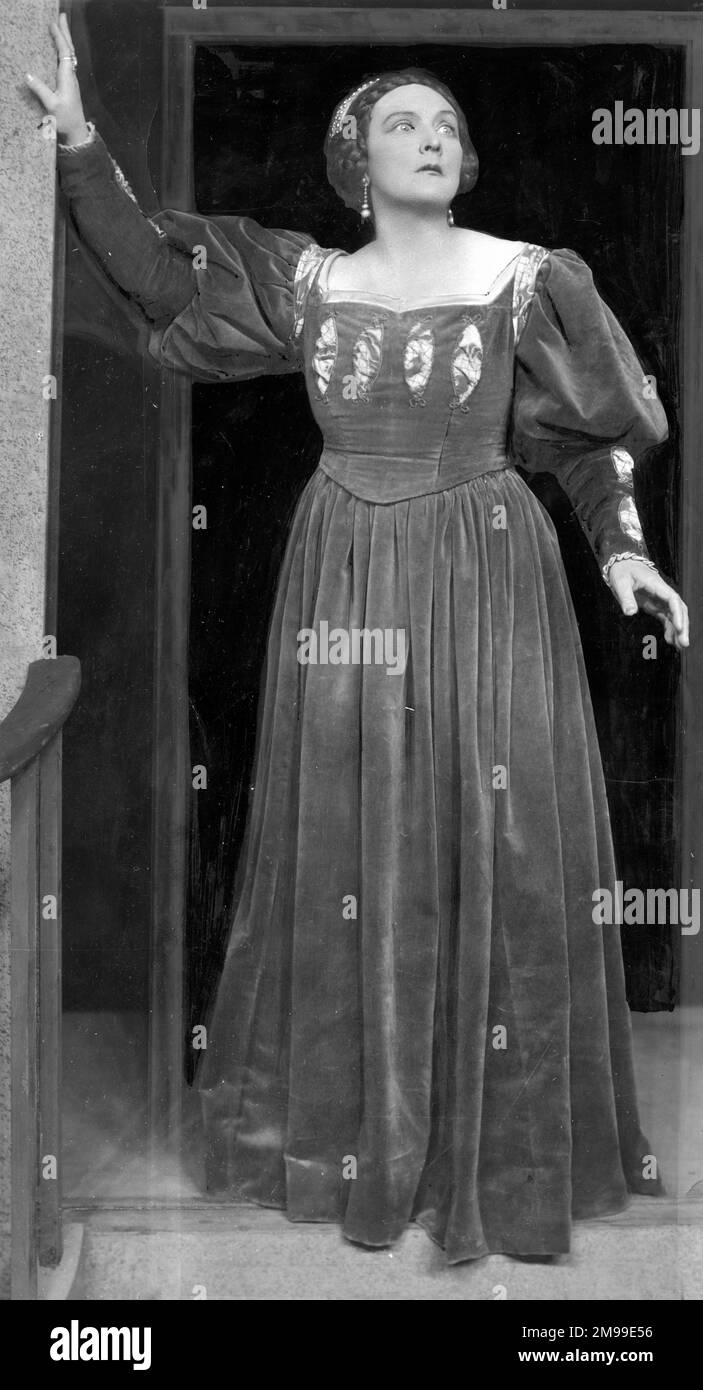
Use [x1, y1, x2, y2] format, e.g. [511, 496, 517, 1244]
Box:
[6, 655, 81, 1300]
[0, 655, 81, 784]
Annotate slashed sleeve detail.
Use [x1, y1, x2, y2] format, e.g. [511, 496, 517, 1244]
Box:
[292, 244, 335, 344]
[512, 243, 550, 346]
[510, 247, 669, 581]
[57, 129, 319, 382]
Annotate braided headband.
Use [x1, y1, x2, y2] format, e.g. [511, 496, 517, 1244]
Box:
[328, 78, 379, 137]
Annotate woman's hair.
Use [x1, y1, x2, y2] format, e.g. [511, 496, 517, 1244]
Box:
[324, 68, 479, 213]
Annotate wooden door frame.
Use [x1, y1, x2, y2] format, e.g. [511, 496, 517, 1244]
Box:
[151, 6, 703, 1152]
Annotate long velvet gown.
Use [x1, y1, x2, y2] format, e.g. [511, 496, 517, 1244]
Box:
[59, 131, 668, 1263]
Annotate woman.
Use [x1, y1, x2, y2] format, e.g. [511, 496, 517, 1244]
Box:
[29, 16, 688, 1264]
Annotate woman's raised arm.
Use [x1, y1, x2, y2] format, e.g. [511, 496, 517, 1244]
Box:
[27, 14, 320, 382]
[26, 14, 196, 324]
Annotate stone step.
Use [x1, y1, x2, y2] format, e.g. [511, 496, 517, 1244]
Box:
[70, 1202, 703, 1301]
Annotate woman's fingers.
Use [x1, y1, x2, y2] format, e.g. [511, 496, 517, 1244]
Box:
[59, 12, 74, 46]
[50, 16, 73, 58]
[52, 19, 80, 102]
[609, 568, 638, 616]
[610, 564, 690, 650]
[27, 13, 83, 129]
[27, 17, 71, 106]
[636, 577, 690, 649]
[665, 594, 689, 645]
[639, 580, 688, 639]
[25, 71, 57, 110]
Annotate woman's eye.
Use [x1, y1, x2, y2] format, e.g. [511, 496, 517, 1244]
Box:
[438, 123, 457, 136]
[394, 121, 414, 131]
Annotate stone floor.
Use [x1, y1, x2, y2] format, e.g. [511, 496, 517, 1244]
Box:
[69, 1202, 702, 1301]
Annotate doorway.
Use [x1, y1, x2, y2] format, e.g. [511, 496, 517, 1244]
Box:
[55, 3, 692, 1212]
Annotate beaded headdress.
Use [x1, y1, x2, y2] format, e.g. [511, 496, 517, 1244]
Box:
[328, 78, 380, 138]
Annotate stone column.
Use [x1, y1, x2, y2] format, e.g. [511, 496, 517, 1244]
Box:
[0, 0, 58, 1298]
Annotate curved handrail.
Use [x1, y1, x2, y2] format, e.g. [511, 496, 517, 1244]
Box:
[0, 657, 81, 784]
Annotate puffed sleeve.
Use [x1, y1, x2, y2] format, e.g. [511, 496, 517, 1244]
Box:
[510, 247, 669, 580]
[57, 129, 318, 382]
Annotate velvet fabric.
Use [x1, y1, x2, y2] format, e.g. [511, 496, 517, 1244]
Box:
[57, 132, 668, 1260]
[185, 246, 666, 1261]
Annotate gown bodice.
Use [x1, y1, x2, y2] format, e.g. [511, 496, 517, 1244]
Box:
[295, 249, 532, 503]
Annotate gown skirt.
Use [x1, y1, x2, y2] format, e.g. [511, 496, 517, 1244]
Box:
[199, 462, 656, 1264]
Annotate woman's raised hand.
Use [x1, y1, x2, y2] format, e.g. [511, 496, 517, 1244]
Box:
[26, 13, 89, 146]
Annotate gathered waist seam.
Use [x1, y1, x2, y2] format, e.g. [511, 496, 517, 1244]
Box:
[320, 446, 509, 467]
[317, 453, 514, 504]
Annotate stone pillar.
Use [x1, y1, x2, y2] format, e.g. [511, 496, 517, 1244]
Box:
[0, 0, 58, 1298]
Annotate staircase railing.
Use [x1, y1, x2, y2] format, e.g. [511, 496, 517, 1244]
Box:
[1, 655, 81, 1300]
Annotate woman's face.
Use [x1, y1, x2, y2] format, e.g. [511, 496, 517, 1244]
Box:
[364, 83, 463, 212]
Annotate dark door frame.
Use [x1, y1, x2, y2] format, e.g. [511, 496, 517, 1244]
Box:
[150, 5, 703, 1154]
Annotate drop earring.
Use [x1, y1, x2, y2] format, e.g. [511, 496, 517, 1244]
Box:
[447, 205, 455, 227]
[360, 173, 371, 223]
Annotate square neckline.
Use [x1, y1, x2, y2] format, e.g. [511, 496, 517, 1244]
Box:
[316, 244, 528, 316]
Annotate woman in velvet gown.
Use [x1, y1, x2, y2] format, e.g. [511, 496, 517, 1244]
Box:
[32, 23, 689, 1263]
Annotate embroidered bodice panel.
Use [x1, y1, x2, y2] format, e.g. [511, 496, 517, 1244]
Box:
[293, 245, 547, 473]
